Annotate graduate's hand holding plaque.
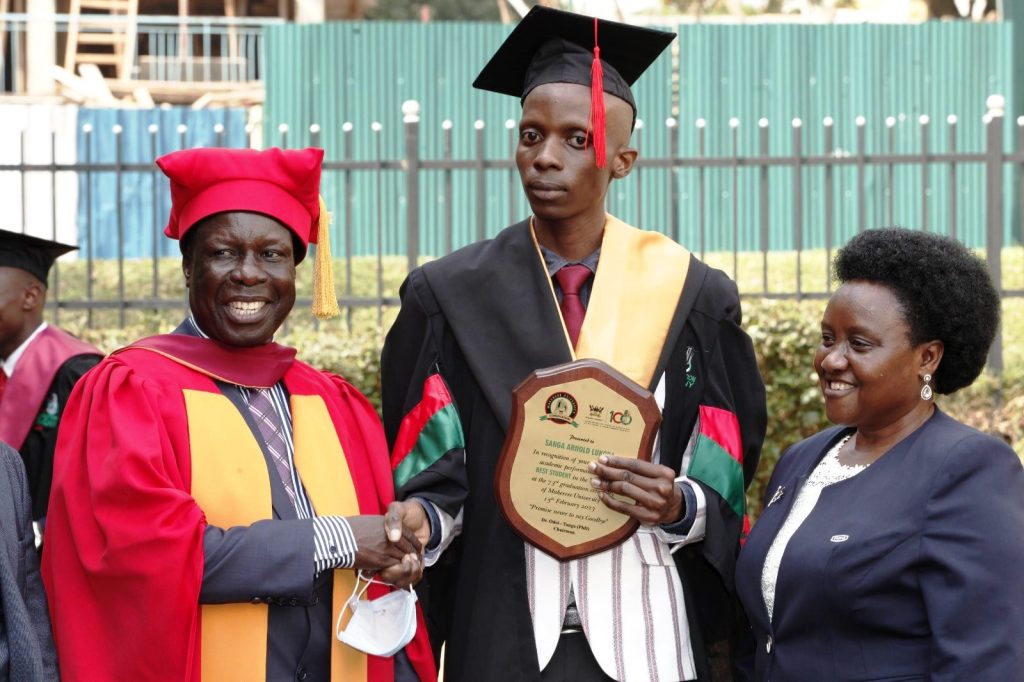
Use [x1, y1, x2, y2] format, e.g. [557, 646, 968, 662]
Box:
[494, 359, 661, 561]
[588, 455, 685, 527]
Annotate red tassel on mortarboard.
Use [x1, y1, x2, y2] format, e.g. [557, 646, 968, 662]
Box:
[588, 17, 607, 168]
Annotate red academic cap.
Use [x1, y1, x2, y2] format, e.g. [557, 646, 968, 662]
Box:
[156, 146, 340, 319]
[157, 146, 324, 252]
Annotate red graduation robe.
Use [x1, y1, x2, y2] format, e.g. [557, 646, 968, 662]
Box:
[0, 325, 101, 520]
[42, 334, 435, 682]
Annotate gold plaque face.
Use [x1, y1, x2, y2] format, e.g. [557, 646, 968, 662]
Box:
[495, 359, 661, 561]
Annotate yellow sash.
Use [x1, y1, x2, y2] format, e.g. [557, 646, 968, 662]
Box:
[185, 391, 366, 682]
[533, 214, 691, 388]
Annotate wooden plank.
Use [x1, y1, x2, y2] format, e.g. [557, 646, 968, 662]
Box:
[76, 63, 119, 103]
[105, 78, 265, 105]
[49, 63, 120, 105]
[121, 0, 139, 80]
[64, 0, 82, 72]
[66, 0, 138, 81]
[75, 20, 129, 29]
[132, 86, 155, 107]
[0, 0, 9, 63]
[75, 53, 122, 65]
[108, 78, 261, 94]
[78, 0, 134, 10]
[191, 86, 264, 109]
[77, 33, 128, 44]
[48, 64, 88, 103]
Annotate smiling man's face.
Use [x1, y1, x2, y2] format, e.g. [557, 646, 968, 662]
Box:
[183, 211, 297, 347]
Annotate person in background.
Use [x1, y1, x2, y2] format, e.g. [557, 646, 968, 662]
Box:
[42, 147, 434, 682]
[736, 227, 1024, 681]
[0, 441, 57, 680]
[0, 230, 101, 547]
[381, 7, 767, 681]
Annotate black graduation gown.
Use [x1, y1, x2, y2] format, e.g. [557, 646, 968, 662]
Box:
[381, 220, 767, 682]
[20, 353, 102, 521]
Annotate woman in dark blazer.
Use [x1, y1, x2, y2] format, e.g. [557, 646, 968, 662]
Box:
[0, 440, 57, 680]
[736, 228, 1024, 682]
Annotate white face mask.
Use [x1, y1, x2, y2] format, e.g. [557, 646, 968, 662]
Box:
[336, 571, 418, 658]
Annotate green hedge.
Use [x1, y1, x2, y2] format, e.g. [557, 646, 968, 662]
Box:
[77, 300, 1023, 522]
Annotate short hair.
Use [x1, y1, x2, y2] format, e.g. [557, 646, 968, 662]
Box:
[833, 227, 999, 394]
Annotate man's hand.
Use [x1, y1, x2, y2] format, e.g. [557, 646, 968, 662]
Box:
[377, 501, 431, 588]
[384, 500, 432, 548]
[348, 514, 421, 574]
[588, 455, 683, 526]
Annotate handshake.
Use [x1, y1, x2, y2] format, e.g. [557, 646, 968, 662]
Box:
[348, 500, 432, 588]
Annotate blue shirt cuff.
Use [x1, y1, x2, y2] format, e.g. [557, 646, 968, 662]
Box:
[659, 481, 697, 535]
[412, 497, 442, 551]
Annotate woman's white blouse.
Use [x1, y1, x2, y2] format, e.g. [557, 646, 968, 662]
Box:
[760, 434, 868, 620]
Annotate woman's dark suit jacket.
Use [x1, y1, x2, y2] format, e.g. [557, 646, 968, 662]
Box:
[736, 409, 1024, 682]
[0, 442, 57, 680]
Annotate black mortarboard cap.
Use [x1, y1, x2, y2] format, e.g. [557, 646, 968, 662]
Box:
[0, 230, 77, 284]
[474, 6, 674, 112]
[473, 6, 675, 167]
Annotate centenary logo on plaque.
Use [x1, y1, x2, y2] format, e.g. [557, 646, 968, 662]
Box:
[583, 402, 633, 430]
[541, 391, 579, 426]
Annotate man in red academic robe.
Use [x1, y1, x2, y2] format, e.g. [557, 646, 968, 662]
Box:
[0, 230, 102, 543]
[42, 147, 435, 682]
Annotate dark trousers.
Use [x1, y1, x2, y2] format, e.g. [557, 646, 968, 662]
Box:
[539, 632, 615, 682]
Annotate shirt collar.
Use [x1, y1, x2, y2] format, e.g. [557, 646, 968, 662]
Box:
[3, 322, 48, 377]
[537, 244, 601, 278]
[186, 313, 276, 343]
[186, 314, 209, 339]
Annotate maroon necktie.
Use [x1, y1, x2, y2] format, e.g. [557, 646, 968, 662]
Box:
[0, 368, 6, 402]
[555, 264, 591, 348]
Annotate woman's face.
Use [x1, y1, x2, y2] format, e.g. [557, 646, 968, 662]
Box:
[814, 280, 936, 432]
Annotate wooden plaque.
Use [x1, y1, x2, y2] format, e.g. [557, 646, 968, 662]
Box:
[494, 359, 662, 561]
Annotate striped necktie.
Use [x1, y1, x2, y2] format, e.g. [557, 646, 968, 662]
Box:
[246, 388, 298, 509]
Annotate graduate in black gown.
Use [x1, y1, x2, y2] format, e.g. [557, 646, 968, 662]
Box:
[381, 8, 767, 681]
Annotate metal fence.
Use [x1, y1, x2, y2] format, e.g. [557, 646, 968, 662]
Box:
[264, 20, 1016, 253]
[0, 14, 280, 93]
[0, 97, 1022, 371]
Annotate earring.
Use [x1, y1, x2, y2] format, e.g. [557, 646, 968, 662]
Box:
[920, 373, 933, 401]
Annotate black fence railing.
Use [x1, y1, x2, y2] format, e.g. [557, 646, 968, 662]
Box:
[1, 97, 1022, 373]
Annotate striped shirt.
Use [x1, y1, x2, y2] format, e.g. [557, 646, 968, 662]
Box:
[522, 367, 705, 681]
[186, 316, 357, 574]
[419, 247, 709, 679]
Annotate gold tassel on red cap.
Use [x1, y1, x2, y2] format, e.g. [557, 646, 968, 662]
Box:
[312, 195, 340, 320]
[588, 17, 607, 169]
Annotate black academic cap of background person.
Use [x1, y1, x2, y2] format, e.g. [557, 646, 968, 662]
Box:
[0, 230, 78, 284]
[472, 5, 675, 118]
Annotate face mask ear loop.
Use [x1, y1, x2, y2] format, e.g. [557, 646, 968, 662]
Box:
[353, 570, 375, 601]
[336, 571, 375, 637]
[355, 572, 415, 595]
